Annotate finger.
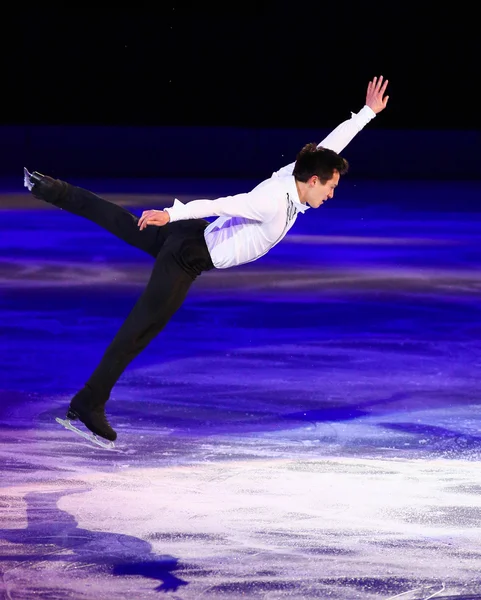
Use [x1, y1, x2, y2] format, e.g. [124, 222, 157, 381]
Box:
[380, 78, 389, 95]
[140, 211, 153, 226]
[375, 75, 383, 91]
[139, 213, 151, 228]
[372, 76, 377, 90]
[383, 95, 389, 106]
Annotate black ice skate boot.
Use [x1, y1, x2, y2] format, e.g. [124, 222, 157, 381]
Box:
[23, 167, 69, 205]
[67, 385, 117, 441]
[56, 385, 117, 447]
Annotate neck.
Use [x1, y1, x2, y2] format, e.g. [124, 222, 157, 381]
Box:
[295, 180, 308, 204]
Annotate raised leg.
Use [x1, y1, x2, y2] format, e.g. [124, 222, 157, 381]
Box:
[26, 169, 170, 257]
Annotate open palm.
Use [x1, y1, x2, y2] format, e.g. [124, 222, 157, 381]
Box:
[366, 76, 389, 113]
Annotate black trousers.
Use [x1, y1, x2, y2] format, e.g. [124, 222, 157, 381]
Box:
[54, 184, 214, 404]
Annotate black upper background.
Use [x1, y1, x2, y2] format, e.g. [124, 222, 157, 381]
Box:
[6, 5, 479, 129]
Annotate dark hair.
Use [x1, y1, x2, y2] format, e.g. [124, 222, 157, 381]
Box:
[293, 143, 349, 183]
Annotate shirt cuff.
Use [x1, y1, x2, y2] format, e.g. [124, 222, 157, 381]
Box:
[164, 198, 187, 222]
[351, 105, 376, 126]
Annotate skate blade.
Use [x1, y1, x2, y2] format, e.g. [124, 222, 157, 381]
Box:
[55, 417, 116, 450]
[24, 167, 33, 190]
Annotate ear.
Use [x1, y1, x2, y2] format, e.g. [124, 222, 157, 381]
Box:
[308, 175, 318, 187]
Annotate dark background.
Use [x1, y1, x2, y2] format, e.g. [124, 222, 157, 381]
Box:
[2, 5, 480, 180]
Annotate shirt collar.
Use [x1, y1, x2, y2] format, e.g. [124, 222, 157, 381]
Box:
[286, 176, 310, 213]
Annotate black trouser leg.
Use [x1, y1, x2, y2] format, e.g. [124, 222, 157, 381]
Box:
[81, 223, 214, 403]
[43, 182, 171, 257]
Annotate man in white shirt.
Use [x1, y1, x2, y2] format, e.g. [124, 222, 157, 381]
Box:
[24, 76, 389, 446]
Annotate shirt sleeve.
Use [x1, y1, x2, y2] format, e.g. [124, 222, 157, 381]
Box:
[164, 182, 279, 223]
[271, 105, 376, 178]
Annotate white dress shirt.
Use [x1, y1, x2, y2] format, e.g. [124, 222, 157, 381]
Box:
[164, 105, 376, 269]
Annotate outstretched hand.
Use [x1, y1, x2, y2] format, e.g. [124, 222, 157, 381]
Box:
[366, 75, 389, 113]
[138, 209, 170, 230]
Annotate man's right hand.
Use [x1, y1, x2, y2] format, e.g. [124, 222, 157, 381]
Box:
[138, 209, 170, 230]
[366, 76, 389, 114]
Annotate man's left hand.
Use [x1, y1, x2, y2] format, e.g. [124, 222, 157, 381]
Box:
[366, 75, 389, 113]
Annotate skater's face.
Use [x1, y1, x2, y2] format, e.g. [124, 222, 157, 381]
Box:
[304, 171, 340, 209]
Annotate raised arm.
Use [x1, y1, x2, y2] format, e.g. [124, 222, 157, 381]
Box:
[272, 76, 389, 178]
